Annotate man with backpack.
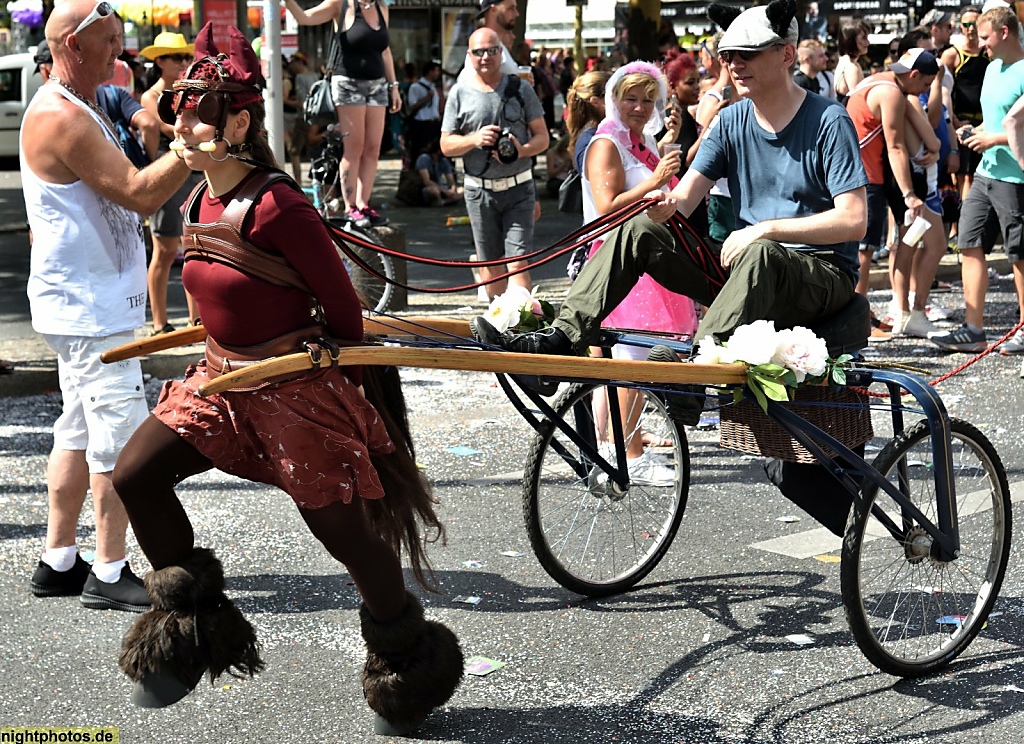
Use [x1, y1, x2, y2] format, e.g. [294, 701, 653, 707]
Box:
[405, 61, 443, 164]
[441, 27, 548, 299]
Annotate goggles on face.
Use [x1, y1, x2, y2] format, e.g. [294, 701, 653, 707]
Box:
[73, 1, 113, 36]
[158, 86, 231, 128]
[156, 55, 253, 130]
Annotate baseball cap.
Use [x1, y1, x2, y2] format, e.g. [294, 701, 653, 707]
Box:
[716, 5, 799, 53]
[33, 39, 52, 74]
[920, 9, 952, 27]
[982, 0, 1012, 11]
[477, 0, 499, 19]
[889, 48, 939, 75]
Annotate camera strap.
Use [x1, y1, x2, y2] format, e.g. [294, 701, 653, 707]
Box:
[465, 74, 525, 178]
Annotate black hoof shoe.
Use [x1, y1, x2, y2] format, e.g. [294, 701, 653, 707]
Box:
[373, 712, 428, 737]
[130, 666, 202, 709]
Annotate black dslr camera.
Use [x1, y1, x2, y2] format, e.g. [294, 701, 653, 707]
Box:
[492, 128, 518, 164]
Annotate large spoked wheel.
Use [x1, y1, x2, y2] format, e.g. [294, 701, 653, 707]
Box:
[336, 230, 395, 314]
[841, 418, 1011, 677]
[522, 382, 690, 596]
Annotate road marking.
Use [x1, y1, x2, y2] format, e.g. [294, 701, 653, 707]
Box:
[753, 481, 1024, 559]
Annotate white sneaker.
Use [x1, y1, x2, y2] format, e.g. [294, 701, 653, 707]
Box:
[900, 310, 940, 339]
[627, 456, 676, 487]
[926, 305, 953, 322]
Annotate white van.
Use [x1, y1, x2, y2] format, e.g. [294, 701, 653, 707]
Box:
[0, 52, 42, 158]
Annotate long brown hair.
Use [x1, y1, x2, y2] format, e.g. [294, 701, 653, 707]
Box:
[566, 70, 611, 156]
[238, 100, 281, 171]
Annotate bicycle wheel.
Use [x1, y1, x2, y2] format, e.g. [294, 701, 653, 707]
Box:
[841, 418, 1011, 677]
[336, 235, 395, 314]
[522, 382, 690, 596]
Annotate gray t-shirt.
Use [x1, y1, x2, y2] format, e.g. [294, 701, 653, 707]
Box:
[442, 74, 544, 179]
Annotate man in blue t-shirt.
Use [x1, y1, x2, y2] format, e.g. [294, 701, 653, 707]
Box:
[473, 1, 868, 375]
[931, 5, 1024, 354]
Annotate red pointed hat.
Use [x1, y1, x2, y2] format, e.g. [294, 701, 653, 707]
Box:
[174, 22, 264, 109]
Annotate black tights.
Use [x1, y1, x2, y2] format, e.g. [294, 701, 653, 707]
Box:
[113, 415, 407, 622]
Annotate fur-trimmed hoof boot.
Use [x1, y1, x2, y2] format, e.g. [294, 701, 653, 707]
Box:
[119, 547, 264, 708]
[361, 592, 464, 736]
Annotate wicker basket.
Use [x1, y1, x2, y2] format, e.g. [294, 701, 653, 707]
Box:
[719, 386, 873, 464]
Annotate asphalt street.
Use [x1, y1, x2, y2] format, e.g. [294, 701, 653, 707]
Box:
[2, 158, 1024, 743]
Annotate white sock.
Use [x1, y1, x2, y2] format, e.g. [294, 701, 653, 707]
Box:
[966, 323, 983, 335]
[41, 545, 78, 572]
[91, 558, 127, 584]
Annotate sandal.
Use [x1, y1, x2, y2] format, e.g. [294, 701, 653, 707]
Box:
[149, 324, 176, 337]
[0, 360, 13, 375]
[641, 432, 673, 448]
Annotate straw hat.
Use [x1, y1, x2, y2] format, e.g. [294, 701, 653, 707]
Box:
[139, 32, 194, 61]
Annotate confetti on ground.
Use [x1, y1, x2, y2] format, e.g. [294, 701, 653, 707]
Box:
[814, 554, 841, 563]
[446, 445, 484, 457]
[500, 550, 526, 557]
[1004, 685, 1024, 693]
[770, 669, 786, 676]
[776, 515, 801, 523]
[454, 595, 482, 605]
[461, 560, 485, 569]
[702, 633, 711, 643]
[936, 615, 966, 627]
[697, 413, 719, 430]
[465, 656, 506, 676]
[785, 634, 815, 646]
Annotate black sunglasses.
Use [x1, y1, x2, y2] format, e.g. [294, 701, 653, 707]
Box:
[470, 46, 500, 58]
[159, 54, 192, 63]
[962, 21, 977, 28]
[718, 44, 782, 64]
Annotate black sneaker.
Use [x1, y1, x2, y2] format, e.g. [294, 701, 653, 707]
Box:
[360, 205, 389, 227]
[80, 563, 151, 613]
[471, 316, 573, 355]
[31, 554, 91, 597]
[930, 325, 987, 353]
[471, 317, 570, 396]
[647, 345, 704, 427]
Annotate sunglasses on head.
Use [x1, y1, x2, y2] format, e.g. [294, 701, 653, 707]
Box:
[470, 46, 500, 58]
[718, 44, 782, 64]
[72, 1, 113, 36]
[160, 54, 192, 63]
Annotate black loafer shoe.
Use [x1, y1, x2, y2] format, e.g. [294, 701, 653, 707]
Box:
[81, 563, 151, 613]
[31, 554, 91, 597]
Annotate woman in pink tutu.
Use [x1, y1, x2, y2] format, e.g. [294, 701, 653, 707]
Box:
[581, 60, 699, 479]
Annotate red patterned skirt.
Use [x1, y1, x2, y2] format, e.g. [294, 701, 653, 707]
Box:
[151, 361, 394, 509]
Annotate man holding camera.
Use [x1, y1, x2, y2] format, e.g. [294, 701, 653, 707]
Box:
[442, 27, 548, 299]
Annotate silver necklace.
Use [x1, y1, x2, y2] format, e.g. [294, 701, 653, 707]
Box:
[50, 77, 117, 138]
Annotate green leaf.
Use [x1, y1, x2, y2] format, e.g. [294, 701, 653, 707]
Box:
[748, 377, 769, 412]
[835, 353, 853, 365]
[753, 375, 790, 402]
[752, 363, 788, 376]
[832, 366, 847, 385]
[778, 369, 799, 387]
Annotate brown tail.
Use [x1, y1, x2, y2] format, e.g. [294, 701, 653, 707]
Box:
[360, 363, 445, 590]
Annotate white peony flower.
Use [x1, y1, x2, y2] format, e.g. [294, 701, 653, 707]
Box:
[771, 326, 829, 383]
[724, 320, 779, 366]
[482, 286, 542, 333]
[691, 334, 729, 365]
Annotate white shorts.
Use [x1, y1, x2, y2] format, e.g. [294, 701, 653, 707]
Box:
[43, 332, 148, 473]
